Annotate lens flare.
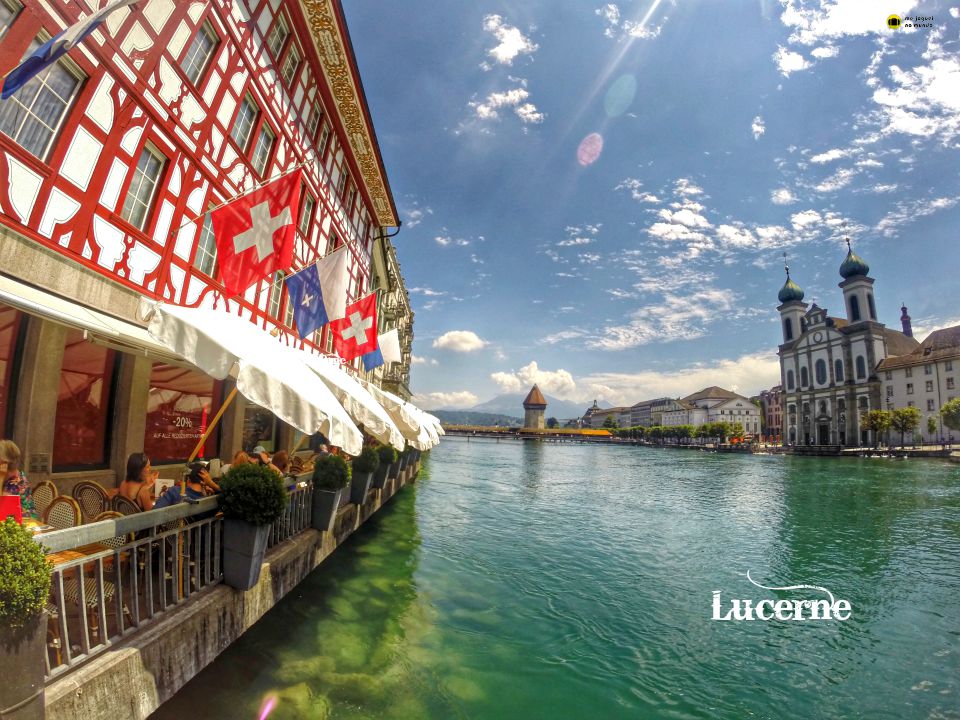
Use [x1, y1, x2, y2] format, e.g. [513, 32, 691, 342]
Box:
[257, 694, 278, 720]
[577, 133, 604, 166]
[604, 74, 636, 117]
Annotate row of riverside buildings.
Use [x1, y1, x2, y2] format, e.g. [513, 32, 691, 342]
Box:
[0, 0, 413, 493]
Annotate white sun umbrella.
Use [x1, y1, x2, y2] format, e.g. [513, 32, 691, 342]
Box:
[423, 412, 446, 436]
[407, 404, 440, 447]
[290, 350, 405, 451]
[357, 379, 427, 447]
[145, 302, 363, 456]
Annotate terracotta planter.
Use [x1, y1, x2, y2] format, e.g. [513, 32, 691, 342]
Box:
[350, 470, 373, 505]
[0, 614, 46, 720]
[222, 519, 271, 591]
[311, 486, 347, 533]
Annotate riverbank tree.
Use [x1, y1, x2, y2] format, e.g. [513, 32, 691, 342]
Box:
[862, 410, 893, 447]
[890, 407, 921, 448]
[942, 398, 960, 434]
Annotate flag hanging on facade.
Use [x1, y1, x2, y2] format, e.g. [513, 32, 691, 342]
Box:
[2, 0, 138, 99]
[378, 328, 402, 364]
[210, 170, 301, 296]
[361, 347, 384, 372]
[329, 293, 378, 362]
[284, 248, 349, 337]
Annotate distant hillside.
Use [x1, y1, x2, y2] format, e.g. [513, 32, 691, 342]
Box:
[470, 393, 608, 420]
[430, 410, 521, 427]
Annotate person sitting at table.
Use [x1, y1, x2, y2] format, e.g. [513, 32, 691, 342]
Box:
[0, 439, 37, 520]
[154, 463, 218, 509]
[118, 452, 158, 511]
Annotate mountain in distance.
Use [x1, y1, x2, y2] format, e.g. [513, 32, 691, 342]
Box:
[470, 393, 608, 420]
[429, 410, 522, 427]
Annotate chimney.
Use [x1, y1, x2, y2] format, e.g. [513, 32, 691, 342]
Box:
[900, 303, 913, 337]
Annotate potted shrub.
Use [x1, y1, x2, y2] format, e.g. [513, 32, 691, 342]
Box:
[311, 454, 351, 533]
[0, 518, 52, 720]
[219, 463, 288, 591]
[372, 445, 397, 490]
[350, 446, 379, 504]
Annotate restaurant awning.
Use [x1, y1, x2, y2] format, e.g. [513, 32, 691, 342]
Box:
[357, 380, 439, 450]
[291, 350, 406, 451]
[144, 301, 363, 456]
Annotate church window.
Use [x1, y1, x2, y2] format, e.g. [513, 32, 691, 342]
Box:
[800, 367, 809, 387]
[786, 370, 795, 390]
[849, 295, 861, 322]
[835, 359, 844, 382]
[867, 293, 876, 320]
[856, 356, 866, 379]
[815, 359, 827, 385]
[783, 318, 793, 341]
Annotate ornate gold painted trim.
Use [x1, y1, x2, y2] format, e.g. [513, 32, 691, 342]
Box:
[300, 0, 398, 227]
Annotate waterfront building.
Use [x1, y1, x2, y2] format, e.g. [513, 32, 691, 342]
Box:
[661, 387, 761, 434]
[878, 325, 960, 442]
[0, 0, 403, 489]
[776, 245, 918, 446]
[759, 385, 784, 443]
[369, 237, 413, 399]
[522, 385, 547, 430]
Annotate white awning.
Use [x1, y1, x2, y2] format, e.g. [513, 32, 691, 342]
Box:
[0, 273, 180, 362]
[358, 379, 437, 449]
[145, 301, 363, 456]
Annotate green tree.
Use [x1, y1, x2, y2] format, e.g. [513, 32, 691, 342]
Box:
[730, 423, 745, 441]
[546, 417, 559, 429]
[862, 410, 893, 448]
[926, 416, 938, 441]
[602, 414, 619, 429]
[942, 398, 960, 435]
[890, 407, 921, 448]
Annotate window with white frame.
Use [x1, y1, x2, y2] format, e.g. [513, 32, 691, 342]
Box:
[194, 211, 217, 276]
[269, 271, 284, 319]
[336, 168, 348, 198]
[231, 95, 258, 150]
[306, 101, 323, 139]
[251, 124, 275, 176]
[299, 194, 315, 236]
[905, 367, 913, 378]
[886, 385, 894, 398]
[181, 21, 218, 84]
[925, 364, 933, 375]
[906, 383, 914, 395]
[0, 0, 20, 35]
[946, 361, 954, 371]
[266, 14, 289, 58]
[948, 377, 955, 390]
[0, 36, 83, 159]
[317, 122, 331, 156]
[281, 44, 301, 86]
[927, 399, 936, 411]
[925, 380, 934, 392]
[121, 145, 165, 230]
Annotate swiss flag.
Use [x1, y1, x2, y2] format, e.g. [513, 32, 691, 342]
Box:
[330, 293, 378, 362]
[210, 170, 302, 296]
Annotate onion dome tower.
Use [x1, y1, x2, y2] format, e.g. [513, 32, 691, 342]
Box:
[838, 238, 876, 323]
[522, 385, 547, 430]
[778, 257, 807, 343]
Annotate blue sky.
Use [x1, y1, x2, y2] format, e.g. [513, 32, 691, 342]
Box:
[342, 0, 960, 410]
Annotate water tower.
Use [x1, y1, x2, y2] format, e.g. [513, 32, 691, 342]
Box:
[522, 385, 547, 430]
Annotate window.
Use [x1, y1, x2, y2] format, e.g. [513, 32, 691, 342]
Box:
[0, 36, 83, 159]
[181, 21, 218, 84]
[948, 378, 955, 390]
[905, 367, 913, 378]
[231, 95, 258, 150]
[306, 101, 323, 139]
[317, 122, 331, 156]
[0, 0, 19, 35]
[924, 364, 933, 375]
[193, 211, 217, 276]
[327, 232, 339, 254]
[800, 367, 809, 387]
[867, 293, 876, 320]
[281, 45, 301, 86]
[856, 356, 866, 379]
[268, 271, 284, 319]
[907, 401, 915, 408]
[927, 399, 936, 411]
[849, 295, 861, 322]
[144, 363, 221, 462]
[885, 370, 892, 380]
[786, 370, 794, 390]
[926, 380, 934, 393]
[121, 145, 165, 230]
[0, 305, 23, 436]
[946, 361, 954, 372]
[266, 14, 290, 59]
[858, 397, 868, 410]
[815, 359, 827, 385]
[835, 359, 844, 382]
[242, 403, 277, 453]
[299, 194, 315, 236]
[783, 318, 793, 341]
[906, 383, 914, 395]
[251, 124, 274, 176]
[886, 386, 894, 398]
[53, 330, 116, 469]
[336, 169, 348, 198]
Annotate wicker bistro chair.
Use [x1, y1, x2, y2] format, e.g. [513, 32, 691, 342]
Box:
[43, 496, 82, 530]
[111, 494, 142, 515]
[32, 480, 58, 519]
[72, 481, 109, 522]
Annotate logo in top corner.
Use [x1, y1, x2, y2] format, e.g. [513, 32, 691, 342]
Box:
[887, 14, 902, 28]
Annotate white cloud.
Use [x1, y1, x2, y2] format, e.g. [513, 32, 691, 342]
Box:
[875, 195, 960, 236]
[811, 45, 839, 59]
[674, 178, 704, 196]
[871, 52, 960, 142]
[715, 224, 756, 248]
[482, 15, 538, 67]
[470, 87, 544, 124]
[616, 178, 660, 203]
[774, 47, 811, 76]
[409, 287, 446, 297]
[404, 206, 433, 228]
[491, 361, 579, 399]
[558, 237, 594, 247]
[658, 207, 711, 228]
[814, 167, 857, 192]
[779, 0, 919, 47]
[432, 330, 489, 352]
[412, 391, 478, 410]
[752, 115, 765, 140]
[771, 188, 798, 205]
[411, 355, 439, 366]
[596, 2, 661, 40]
[869, 183, 897, 193]
[434, 235, 451, 246]
[790, 209, 822, 229]
[596, 3, 621, 37]
[515, 103, 545, 123]
[809, 147, 854, 163]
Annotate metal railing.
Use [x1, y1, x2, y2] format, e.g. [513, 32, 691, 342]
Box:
[267, 483, 314, 549]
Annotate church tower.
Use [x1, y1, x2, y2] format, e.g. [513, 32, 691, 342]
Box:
[522, 385, 547, 430]
[839, 238, 876, 324]
[777, 261, 807, 344]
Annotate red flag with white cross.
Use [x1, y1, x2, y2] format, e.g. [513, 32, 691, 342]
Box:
[330, 293, 378, 362]
[210, 170, 302, 296]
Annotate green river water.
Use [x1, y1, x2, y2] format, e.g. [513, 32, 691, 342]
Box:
[152, 440, 960, 720]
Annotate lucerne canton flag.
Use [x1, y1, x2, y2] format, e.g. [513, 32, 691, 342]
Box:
[285, 247, 350, 337]
[2, 0, 138, 99]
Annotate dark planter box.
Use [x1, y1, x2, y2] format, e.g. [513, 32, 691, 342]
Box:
[387, 460, 401, 480]
[222, 519, 271, 591]
[350, 470, 373, 505]
[311, 486, 346, 533]
[0, 615, 46, 720]
[399, 454, 410, 472]
[371, 462, 390, 489]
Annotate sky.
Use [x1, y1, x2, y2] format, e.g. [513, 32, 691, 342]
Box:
[341, 0, 960, 411]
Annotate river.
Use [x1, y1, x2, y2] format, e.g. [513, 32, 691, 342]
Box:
[152, 439, 960, 720]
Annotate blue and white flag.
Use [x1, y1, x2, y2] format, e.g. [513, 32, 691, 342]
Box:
[2, 0, 138, 99]
[285, 247, 349, 337]
[361, 347, 384, 372]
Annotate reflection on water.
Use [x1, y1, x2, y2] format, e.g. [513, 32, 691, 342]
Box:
[154, 441, 960, 720]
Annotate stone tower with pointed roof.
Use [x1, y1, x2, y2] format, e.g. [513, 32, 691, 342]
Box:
[522, 385, 547, 430]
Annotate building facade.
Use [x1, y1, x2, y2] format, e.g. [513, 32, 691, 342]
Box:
[661, 387, 761, 434]
[370, 234, 413, 399]
[0, 0, 401, 489]
[776, 246, 919, 447]
[759, 385, 784, 443]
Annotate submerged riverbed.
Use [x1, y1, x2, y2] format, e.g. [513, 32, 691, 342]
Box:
[153, 440, 960, 720]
